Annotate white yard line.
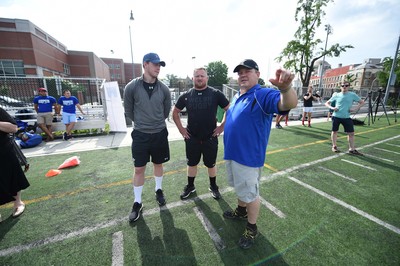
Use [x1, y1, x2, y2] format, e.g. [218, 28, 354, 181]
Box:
[193, 207, 226, 251]
[287, 176, 400, 235]
[259, 197, 286, 218]
[111, 231, 124, 266]
[364, 154, 394, 163]
[374, 147, 400, 155]
[318, 166, 357, 182]
[385, 143, 400, 148]
[340, 159, 377, 171]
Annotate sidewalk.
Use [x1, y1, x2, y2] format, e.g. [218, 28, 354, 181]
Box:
[22, 113, 375, 158]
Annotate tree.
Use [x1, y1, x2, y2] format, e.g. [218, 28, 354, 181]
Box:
[377, 54, 400, 88]
[165, 74, 179, 88]
[276, 0, 353, 94]
[206, 61, 228, 88]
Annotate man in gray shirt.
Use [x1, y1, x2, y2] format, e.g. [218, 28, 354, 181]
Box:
[123, 52, 171, 223]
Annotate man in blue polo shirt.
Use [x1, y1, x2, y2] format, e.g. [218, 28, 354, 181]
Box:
[223, 59, 297, 249]
[33, 87, 57, 141]
[57, 90, 85, 140]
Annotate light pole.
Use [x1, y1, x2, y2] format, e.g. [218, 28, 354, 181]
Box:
[129, 10, 135, 79]
[318, 24, 332, 96]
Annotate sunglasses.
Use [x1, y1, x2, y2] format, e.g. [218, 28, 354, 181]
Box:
[341, 84, 349, 87]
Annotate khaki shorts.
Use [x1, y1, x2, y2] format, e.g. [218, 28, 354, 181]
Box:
[37, 112, 53, 125]
[225, 160, 262, 203]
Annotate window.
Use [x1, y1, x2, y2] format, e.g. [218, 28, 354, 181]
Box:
[0, 60, 25, 77]
[63, 63, 70, 75]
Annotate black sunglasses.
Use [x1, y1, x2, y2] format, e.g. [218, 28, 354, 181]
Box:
[341, 84, 349, 87]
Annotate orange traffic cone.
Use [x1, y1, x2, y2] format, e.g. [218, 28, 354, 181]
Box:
[58, 156, 81, 169]
[45, 169, 62, 177]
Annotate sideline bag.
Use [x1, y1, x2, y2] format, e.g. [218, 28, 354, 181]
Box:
[9, 134, 30, 172]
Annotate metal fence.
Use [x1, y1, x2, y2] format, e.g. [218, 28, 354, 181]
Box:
[0, 77, 105, 109]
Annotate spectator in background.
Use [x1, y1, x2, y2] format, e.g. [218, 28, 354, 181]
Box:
[172, 67, 229, 201]
[302, 85, 320, 127]
[123, 52, 171, 223]
[275, 112, 289, 129]
[57, 90, 85, 140]
[33, 87, 57, 141]
[325, 82, 364, 155]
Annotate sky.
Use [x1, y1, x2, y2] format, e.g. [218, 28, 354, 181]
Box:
[1, 0, 399, 81]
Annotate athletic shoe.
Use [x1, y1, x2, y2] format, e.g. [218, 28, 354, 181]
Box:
[349, 149, 363, 156]
[332, 146, 340, 153]
[208, 186, 221, 200]
[275, 124, 283, 129]
[129, 202, 143, 223]
[180, 185, 196, 200]
[238, 226, 259, 249]
[155, 189, 166, 206]
[308, 124, 312, 128]
[223, 209, 248, 220]
[63, 132, 67, 140]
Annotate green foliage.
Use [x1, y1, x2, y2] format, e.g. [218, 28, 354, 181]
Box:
[165, 74, 179, 88]
[377, 53, 400, 88]
[276, 0, 353, 92]
[45, 78, 86, 97]
[344, 73, 356, 84]
[0, 84, 10, 95]
[206, 61, 228, 87]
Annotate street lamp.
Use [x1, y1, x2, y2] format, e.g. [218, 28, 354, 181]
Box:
[129, 10, 135, 79]
[318, 24, 332, 96]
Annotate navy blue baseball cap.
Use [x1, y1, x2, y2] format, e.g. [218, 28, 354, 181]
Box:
[233, 59, 259, 72]
[143, 53, 166, 67]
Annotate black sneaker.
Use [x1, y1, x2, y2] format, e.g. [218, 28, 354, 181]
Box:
[275, 124, 283, 129]
[63, 132, 67, 141]
[129, 202, 143, 223]
[209, 186, 221, 200]
[349, 149, 363, 156]
[155, 189, 166, 206]
[223, 209, 248, 220]
[238, 227, 259, 249]
[180, 185, 196, 200]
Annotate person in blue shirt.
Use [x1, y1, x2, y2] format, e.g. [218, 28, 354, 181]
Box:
[33, 87, 57, 141]
[223, 59, 298, 249]
[325, 82, 364, 155]
[57, 90, 85, 140]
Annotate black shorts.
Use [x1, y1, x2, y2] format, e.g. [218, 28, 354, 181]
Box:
[131, 128, 170, 167]
[332, 117, 354, 133]
[185, 136, 218, 168]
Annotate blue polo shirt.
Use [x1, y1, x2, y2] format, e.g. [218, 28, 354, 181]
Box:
[33, 95, 56, 112]
[224, 84, 283, 167]
[58, 96, 79, 114]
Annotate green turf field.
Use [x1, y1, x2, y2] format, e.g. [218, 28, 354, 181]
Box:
[1, 116, 399, 265]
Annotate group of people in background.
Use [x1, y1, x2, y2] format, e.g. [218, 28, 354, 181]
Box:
[1, 51, 364, 251]
[33, 88, 85, 141]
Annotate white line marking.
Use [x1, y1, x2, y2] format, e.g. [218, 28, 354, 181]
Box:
[385, 143, 400, 148]
[287, 176, 400, 235]
[259, 197, 286, 218]
[112, 231, 124, 266]
[364, 154, 394, 163]
[318, 166, 357, 182]
[374, 147, 400, 155]
[193, 207, 226, 250]
[340, 159, 377, 171]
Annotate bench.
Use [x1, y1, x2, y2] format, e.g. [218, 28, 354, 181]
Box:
[7, 106, 107, 134]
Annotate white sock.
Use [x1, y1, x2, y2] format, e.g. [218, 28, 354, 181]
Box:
[155, 176, 163, 191]
[133, 185, 143, 203]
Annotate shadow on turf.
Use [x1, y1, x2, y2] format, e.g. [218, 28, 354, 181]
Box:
[0, 215, 19, 242]
[356, 154, 400, 173]
[194, 198, 289, 265]
[134, 207, 196, 265]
